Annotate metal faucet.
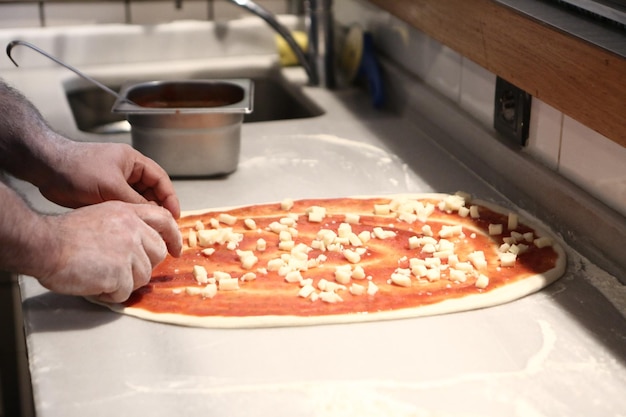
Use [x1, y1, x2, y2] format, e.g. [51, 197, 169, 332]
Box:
[227, 0, 335, 88]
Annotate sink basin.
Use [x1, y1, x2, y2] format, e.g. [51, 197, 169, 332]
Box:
[65, 66, 324, 134]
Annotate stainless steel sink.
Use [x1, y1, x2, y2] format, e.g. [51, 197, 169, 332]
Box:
[65, 68, 324, 134]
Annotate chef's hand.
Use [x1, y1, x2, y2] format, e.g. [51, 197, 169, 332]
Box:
[37, 201, 183, 303]
[38, 141, 181, 219]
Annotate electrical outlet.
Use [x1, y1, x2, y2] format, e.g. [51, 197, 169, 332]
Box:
[494, 76, 532, 146]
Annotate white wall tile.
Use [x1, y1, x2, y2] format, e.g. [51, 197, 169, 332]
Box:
[213, 1, 244, 20]
[366, 15, 461, 103]
[559, 116, 626, 217]
[213, 0, 287, 21]
[255, 0, 289, 15]
[459, 57, 496, 128]
[130, 0, 208, 25]
[0, 4, 41, 28]
[334, 0, 384, 27]
[526, 98, 562, 170]
[421, 41, 462, 103]
[44, 2, 126, 26]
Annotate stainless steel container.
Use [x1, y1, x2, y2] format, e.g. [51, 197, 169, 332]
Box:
[112, 79, 253, 177]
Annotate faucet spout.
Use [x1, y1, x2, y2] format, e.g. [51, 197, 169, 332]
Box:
[305, 0, 334, 88]
[228, 0, 334, 88]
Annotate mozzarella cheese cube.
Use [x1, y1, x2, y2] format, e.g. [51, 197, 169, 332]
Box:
[213, 271, 232, 281]
[424, 257, 442, 268]
[337, 222, 352, 238]
[439, 225, 464, 238]
[185, 286, 203, 296]
[468, 251, 487, 269]
[425, 268, 441, 282]
[358, 230, 371, 244]
[281, 198, 294, 210]
[345, 213, 360, 224]
[240, 254, 259, 270]
[498, 252, 517, 267]
[201, 283, 218, 298]
[475, 274, 490, 289]
[307, 206, 326, 222]
[412, 264, 428, 278]
[241, 272, 257, 281]
[469, 205, 480, 219]
[440, 194, 466, 212]
[279, 230, 293, 242]
[511, 243, 529, 255]
[454, 261, 474, 272]
[367, 281, 379, 295]
[343, 249, 361, 264]
[508, 213, 519, 230]
[218, 213, 237, 226]
[218, 278, 240, 291]
[416, 203, 436, 221]
[421, 243, 436, 254]
[192, 265, 208, 284]
[334, 265, 352, 284]
[267, 258, 284, 271]
[449, 268, 467, 283]
[374, 204, 391, 215]
[188, 230, 198, 247]
[279, 216, 296, 226]
[320, 291, 343, 303]
[244, 218, 257, 230]
[534, 236, 553, 248]
[408, 236, 421, 249]
[351, 265, 366, 280]
[285, 270, 303, 283]
[279, 240, 295, 251]
[349, 283, 366, 295]
[268, 221, 288, 233]
[488, 224, 503, 235]
[391, 272, 412, 287]
[348, 233, 363, 247]
[298, 284, 316, 298]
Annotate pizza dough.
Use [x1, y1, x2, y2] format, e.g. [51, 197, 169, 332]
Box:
[90, 193, 567, 328]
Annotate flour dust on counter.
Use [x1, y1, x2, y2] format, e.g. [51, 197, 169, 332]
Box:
[89, 192, 567, 328]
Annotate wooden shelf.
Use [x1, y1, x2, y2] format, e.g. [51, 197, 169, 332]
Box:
[367, 0, 626, 147]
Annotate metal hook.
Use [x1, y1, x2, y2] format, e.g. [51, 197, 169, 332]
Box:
[6, 40, 131, 103]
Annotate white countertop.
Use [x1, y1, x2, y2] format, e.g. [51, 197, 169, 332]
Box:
[3, 21, 626, 417]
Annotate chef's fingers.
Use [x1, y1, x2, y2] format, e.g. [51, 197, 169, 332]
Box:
[95, 232, 157, 303]
[127, 156, 181, 219]
[132, 204, 183, 258]
[96, 267, 136, 304]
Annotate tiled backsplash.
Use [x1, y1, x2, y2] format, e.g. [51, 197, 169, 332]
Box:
[0, 0, 291, 27]
[0, 0, 624, 217]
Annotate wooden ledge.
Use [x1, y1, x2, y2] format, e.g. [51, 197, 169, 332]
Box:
[367, 0, 626, 147]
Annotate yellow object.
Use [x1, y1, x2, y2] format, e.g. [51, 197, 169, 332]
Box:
[275, 31, 308, 67]
[339, 25, 364, 82]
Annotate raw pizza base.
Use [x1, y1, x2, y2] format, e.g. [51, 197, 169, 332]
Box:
[90, 193, 567, 328]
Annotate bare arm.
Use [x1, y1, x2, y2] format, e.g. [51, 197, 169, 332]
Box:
[0, 181, 182, 302]
[0, 79, 183, 302]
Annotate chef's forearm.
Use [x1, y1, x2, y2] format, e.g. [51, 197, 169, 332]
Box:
[0, 79, 66, 186]
[0, 180, 57, 278]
